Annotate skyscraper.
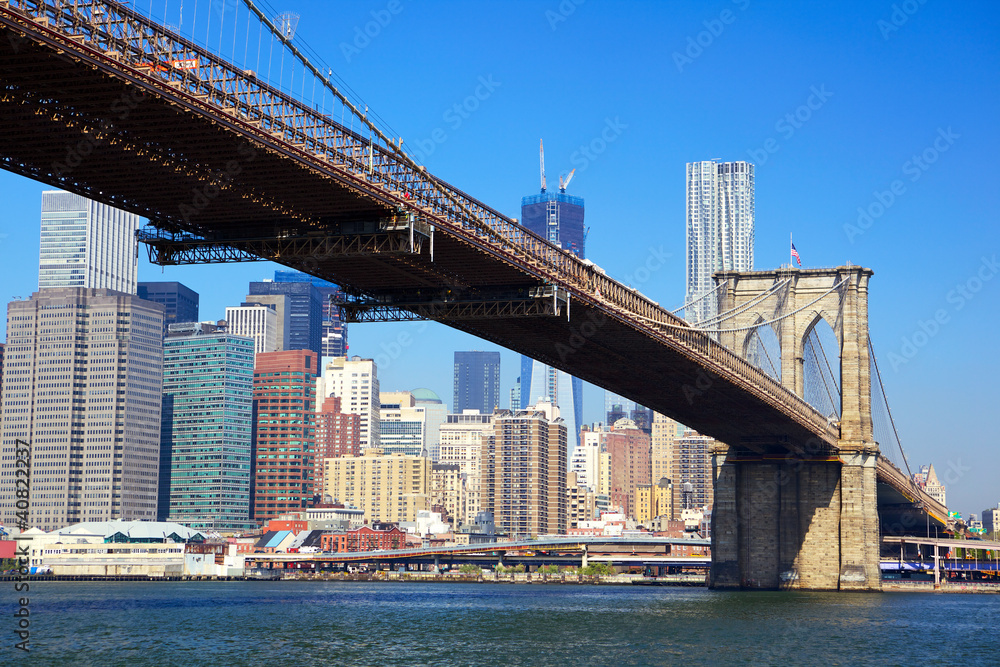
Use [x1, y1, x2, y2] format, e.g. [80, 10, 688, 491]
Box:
[519, 171, 585, 449]
[252, 350, 318, 522]
[606, 419, 651, 519]
[481, 401, 567, 538]
[38, 190, 141, 293]
[379, 391, 427, 457]
[453, 351, 501, 414]
[1, 288, 163, 529]
[249, 278, 323, 357]
[651, 412, 686, 485]
[520, 193, 585, 258]
[571, 424, 609, 494]
[439, 410, 494, 524]
[520, 357, 583, 456]
[314, 395, 361, 495]
[226, 303, 279, 355]
[243, 292, 291, 351]
[322, 450, 430, 523]
[318, 357, 380, 450]
[160, 322, 255, 531]
[273, 270, 348, 359]
[137, 281, 199, 337]
[668, 430, 715, 519]
[685, 160, 755, 323]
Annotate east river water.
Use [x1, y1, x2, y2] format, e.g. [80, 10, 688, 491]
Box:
[8, 581, 999, 665]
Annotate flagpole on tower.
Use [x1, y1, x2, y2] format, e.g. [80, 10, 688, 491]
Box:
[790, 232, 793, 268]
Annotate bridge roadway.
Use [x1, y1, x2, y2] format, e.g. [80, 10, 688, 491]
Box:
[246, 536, 712, 572]
[0, 0, 945, 526]
[881, 536, 1000, 587]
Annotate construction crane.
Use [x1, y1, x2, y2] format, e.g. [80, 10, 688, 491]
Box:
[539, 139, 547, 193]
[559, 168, 576, 193]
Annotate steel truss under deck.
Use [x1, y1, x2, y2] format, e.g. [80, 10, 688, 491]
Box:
[335, 285, 570, 322]
[137, 214, 432, 265]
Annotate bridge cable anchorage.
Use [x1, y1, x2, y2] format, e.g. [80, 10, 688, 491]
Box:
[868, 339, 918, 490]
[640, 278, 850, 334]
[693, 278, 792, 328]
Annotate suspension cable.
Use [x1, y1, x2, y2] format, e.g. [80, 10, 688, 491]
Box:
[754, 331, 781, 380]
[807, 333, 838, 417]
[670, 280, 728, 315]
[645, 278, 849, 334]
[813, 327, 841, 396]
[869, 339, 916, 483]
[239, 0, 526, 252]
[695, 278, 791, 328]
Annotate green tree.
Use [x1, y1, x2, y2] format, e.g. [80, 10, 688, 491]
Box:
[581, 562, 616, 576]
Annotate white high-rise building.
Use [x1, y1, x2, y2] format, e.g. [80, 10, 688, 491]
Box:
[379, 391, 427, 457]
[225, 303, 278, 355]
[685, 160, 755, 323]
[243, 293, 291, 350]
[1, 288, 163, 529]
[571, 425, 609, 494]
[318, 356, 380, 450]
[38, 190, 142, 293]
[439, 410, 494, 524]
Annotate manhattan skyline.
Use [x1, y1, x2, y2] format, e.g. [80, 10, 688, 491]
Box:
[0, 1, 997, 515]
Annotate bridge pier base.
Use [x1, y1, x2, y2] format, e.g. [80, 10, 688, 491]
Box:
[709, 444, 880, 591]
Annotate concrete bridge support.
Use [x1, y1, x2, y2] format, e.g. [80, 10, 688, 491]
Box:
[709, 444, 880, 590]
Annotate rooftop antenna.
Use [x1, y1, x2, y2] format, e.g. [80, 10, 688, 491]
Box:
[539, 139, 546, 193]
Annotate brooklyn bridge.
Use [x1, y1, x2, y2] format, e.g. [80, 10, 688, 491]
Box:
[0, 0, 948, 590]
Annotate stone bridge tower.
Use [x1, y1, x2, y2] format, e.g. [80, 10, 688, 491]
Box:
[707, 266, 881, 590]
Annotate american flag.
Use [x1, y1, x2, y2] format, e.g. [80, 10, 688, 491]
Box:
[791, 243, 801, 266]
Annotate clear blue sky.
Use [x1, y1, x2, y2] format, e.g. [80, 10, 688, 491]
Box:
[1, 1, 997, 515]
